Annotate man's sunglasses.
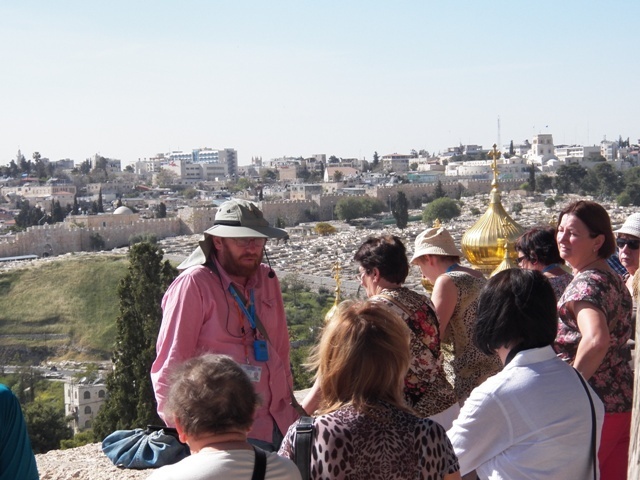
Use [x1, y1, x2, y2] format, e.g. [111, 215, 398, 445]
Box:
[616, 238, 640, 250]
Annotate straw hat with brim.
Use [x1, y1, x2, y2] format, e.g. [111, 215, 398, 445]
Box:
[178, 199, 286, 270]
[410, 227, 463, 264]
[614, 213, 640, 238]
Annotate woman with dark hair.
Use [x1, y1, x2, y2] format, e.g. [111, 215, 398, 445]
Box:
[555, 200, 632, 480]
[279, 301, 461, 480]
[148, 354, 301, 480]
[352, 235, 459, 427]
[447, 269, 604, 479]
[302, 235, 459, 429]
[515, 225, 572, 299]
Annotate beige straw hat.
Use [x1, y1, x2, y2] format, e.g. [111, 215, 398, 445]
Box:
[410, 227, 463, 264]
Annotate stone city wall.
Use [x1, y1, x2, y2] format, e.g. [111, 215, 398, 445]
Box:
[0, 217, 183, 258]
[261, 199, 317, 227]
[176, 206, 217, 235]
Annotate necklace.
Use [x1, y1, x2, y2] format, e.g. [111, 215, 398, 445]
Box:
[446, 263, 459, 273]
[577, 257, 603, 273]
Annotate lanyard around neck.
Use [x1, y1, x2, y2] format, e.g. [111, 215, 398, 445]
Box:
[228, 285, 256, 330]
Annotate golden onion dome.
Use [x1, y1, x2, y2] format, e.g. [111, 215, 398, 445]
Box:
[490, 239, 519, 277]
[461, 145, 524, 275]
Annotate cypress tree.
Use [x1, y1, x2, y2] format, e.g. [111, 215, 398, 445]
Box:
[93, 242, 178, 438]
[392, 191, 409, 229]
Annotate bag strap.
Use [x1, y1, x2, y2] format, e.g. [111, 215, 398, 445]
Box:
[572, 368, 597, 480]
[294, 416, 314, 480]
[205, 259, 307, 417]
[252, 446, 267, 480]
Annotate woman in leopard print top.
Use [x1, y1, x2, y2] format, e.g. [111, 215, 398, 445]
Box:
[412, 227, 502, 404]
[279, 301, 461, 480]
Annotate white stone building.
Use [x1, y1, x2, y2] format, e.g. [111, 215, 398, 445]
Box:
[64, 379, 108, 433]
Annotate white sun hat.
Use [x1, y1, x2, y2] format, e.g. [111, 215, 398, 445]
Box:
[614, 213, 640, 238]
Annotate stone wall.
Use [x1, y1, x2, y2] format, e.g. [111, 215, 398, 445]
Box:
[176, 205, 217, 235]
[261, 199, 317, 227]
[0, 217, 184, 258]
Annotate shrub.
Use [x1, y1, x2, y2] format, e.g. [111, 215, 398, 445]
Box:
[422, 197, 461, 224]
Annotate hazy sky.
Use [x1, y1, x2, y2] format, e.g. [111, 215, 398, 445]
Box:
[1, 1, 638, 166]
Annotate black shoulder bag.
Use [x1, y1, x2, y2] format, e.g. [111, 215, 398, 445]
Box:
[294, 416, 314, 480]
[573, 368, 597, 480]
[252, 446, 267, 480]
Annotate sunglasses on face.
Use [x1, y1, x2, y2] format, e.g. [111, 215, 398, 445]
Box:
[516, 256, 526, 265]
[616, 238, 640, 250]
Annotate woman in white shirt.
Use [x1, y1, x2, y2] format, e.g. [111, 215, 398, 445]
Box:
[447, 269, 604, 480]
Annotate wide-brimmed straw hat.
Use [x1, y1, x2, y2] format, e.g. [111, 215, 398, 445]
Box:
[178, 199, 286, 270]
[614, 213, 640, 239]
[410, 227, 463, 264]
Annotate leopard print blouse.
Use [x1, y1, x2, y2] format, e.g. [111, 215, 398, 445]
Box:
[440, 271, 502, 402]
[279, 402, 460, 480]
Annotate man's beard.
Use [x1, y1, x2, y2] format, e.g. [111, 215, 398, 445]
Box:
[217, 247, 263, 280]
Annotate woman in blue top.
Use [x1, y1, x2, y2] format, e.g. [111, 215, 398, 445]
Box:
[0, 383, 39, 480]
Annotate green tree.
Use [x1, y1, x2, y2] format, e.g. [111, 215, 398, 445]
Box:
[23, 399, 72, 453]
[537, 174, 553, 193]
[372, 151, 379, 169]
[509, 140, 515, 157]
[555, 164, 587, 194]
[392, 191, 409, 229]
[583, 162, 623, 198]
[434, 180, 446, 199]
[93, 243, 178, 439]
[410, 162, 418, 171]
[79, 159, 91, 175]
[261, 169, 277, 183]
[156, 202, 167, 219]
[51, 200, 65, 223]
[14, 200, 47, 229]
[97, 189, 104, 213]
[528, 164, 536, 193]
[544, 197, 556, 208]
[511, 202, 523, 214]
[335, 197, 384, 222]
[333, 171, 344, 182]
[89, 232, 105, 250]
[422, 197, 461, 224]
[182, 187, 198, 199]
[72, 195, 80, 215]
[617, 192, 631, 207]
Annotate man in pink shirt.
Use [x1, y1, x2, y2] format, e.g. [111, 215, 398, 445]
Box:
[151, 199, 299, 451]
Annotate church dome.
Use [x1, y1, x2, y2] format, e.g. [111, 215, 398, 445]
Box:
[461, 146, 524, 275]
[113, 206, 134, 215]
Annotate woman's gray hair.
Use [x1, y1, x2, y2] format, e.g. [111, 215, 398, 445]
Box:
[164, 354, 259, 437]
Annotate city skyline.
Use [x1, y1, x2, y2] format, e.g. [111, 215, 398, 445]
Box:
[1, 1, 638, 166]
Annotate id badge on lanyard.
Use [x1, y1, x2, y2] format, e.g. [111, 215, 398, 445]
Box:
[229, 286, 269, 363]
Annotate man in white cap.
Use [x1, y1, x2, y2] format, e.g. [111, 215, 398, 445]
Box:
[151, 199, 299, 451]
